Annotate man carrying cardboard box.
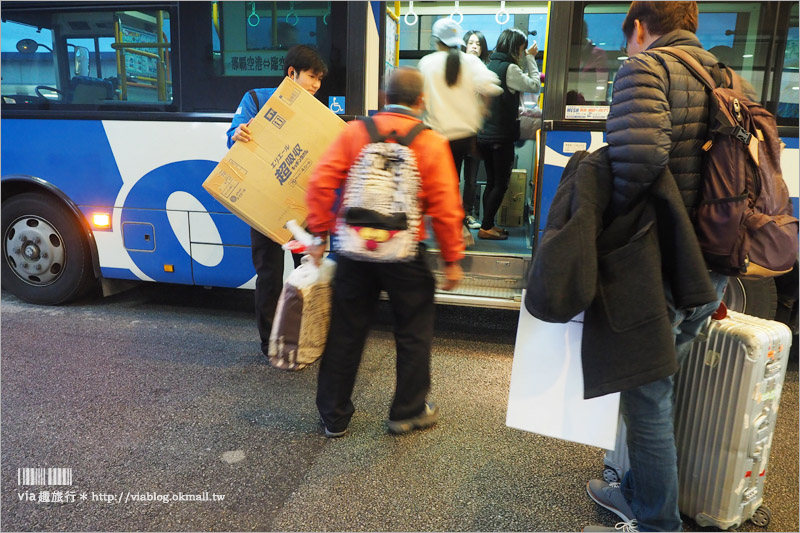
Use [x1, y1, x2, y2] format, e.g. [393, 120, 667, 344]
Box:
[226, 45, 328, 358]
[305, 67, 465, 438]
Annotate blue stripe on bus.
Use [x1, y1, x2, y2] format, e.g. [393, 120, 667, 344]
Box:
[541, 131, 800, 232]
[1, 119, 123, 206]
[540, 131, 594, 234]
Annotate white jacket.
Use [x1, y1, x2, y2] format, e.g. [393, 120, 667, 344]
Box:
[418, 51, 503, 141]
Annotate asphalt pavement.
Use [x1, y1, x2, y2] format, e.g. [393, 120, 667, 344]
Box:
[1, 284, 797, 532]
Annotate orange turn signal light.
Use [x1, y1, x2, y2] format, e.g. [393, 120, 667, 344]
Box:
[92, 213, 112, 229]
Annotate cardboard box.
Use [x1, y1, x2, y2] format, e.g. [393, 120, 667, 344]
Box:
[203, 77, 346, 244]
[498, 169, 527, 227]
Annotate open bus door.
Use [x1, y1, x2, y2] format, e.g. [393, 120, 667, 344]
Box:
[393, 1, 549, 309]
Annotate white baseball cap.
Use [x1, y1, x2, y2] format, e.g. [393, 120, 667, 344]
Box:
[432, 17, 465, 49]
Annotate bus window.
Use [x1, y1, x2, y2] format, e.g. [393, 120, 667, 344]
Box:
[777, 4, 799, 123]
[399, 13, 516, 66]
[1, 7, 174, 108]
[213, 2, 335, 78]
[566, 3, 628, 108]
[397, 3, 547, 69]
[695, 3, 766, 102]
[566, 2, 776, 112]
[1, 22, 57, 104]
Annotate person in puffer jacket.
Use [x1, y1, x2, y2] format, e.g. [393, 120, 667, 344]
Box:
[582, 3, 746, 532]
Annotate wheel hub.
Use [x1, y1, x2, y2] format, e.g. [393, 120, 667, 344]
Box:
[5, 216, 66, 286]
[22, 242, 41, 261]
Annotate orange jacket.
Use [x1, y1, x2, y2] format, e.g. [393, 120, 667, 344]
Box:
[306, 110, 465, 263]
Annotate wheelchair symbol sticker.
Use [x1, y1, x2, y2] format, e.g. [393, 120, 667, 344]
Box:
[329, 96, 345, 115]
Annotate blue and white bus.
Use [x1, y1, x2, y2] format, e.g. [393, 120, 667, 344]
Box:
[2, 1, 382, 304]
[2, 1, 798, 325]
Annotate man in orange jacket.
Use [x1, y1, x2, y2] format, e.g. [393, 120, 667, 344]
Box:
[306, 67, 465, 437]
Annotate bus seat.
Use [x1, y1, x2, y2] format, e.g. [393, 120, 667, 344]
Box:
[69, 76, 113, 104]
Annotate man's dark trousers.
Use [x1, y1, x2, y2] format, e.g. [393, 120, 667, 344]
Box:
[250, 227, 301, 356]
[317, 252, 436, 433]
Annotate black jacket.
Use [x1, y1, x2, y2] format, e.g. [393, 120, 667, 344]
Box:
[525, 148, 717, 398]
[607, 30, 721, 214]
[478, 52, 520, 143]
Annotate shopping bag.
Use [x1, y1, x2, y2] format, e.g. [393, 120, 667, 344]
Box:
[268, 256, 336, 371]
[506, 291, 620, 449]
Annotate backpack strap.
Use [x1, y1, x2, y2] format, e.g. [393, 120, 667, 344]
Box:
[655, 47, 718, 91]
[248, 89, 260, 112]
[398, 122, 429, 146]
[656, 46, 744, 138]
[361, 116, 429, 146]
[361, 116, 387, 143]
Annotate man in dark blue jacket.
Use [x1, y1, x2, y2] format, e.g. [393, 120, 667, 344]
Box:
[583, 3, 732, 532]
[226, 45, 327, 358]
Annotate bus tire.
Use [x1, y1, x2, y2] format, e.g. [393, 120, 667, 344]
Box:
[723, 277, 778, 320]
[1, 192, 96, 305]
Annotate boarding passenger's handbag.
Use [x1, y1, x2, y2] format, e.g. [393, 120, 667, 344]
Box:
[518, 92, 542, 141]
[268, 256, 336, 371]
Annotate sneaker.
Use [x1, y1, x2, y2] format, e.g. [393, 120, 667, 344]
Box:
[477, 228, 508, 240]
[387, 402, 439, 434]
[320, 417, 347, 438]
[583, 519, 639, 532]
[586, 480, 635, 523]
[465, 215, 481, 229]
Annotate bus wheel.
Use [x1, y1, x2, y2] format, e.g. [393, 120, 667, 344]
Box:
[1, 193, 96, 305]
[723, 277, 778, 320]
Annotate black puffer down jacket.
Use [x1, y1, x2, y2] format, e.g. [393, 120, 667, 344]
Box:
[607, 30, 728, 214]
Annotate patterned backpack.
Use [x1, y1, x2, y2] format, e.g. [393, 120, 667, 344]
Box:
[336, 116, 428, 262]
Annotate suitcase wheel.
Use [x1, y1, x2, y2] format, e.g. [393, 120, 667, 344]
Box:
[602, 467, 620, 484]
[750, 504, 772, 527]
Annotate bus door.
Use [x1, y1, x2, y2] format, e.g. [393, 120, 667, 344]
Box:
[395, 1, 549, 309]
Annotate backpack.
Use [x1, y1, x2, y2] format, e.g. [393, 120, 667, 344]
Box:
[657, 47, 798, 279]
[335, 116, 428, 262]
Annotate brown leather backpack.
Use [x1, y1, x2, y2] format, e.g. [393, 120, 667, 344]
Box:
[657, 47, 798, 279]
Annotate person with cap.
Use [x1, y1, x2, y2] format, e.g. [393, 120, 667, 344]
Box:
[418, 18, 502, 235]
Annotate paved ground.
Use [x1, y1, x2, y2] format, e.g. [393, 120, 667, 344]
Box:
[1, 284, 797, 532]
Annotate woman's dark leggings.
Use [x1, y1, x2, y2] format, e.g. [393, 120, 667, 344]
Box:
[462, 152, 481, 217]
[448, 136, 478, 217]
[477, 140, 515, 230]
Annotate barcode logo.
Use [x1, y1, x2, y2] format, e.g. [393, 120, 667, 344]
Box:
[18, 468, 72, 486]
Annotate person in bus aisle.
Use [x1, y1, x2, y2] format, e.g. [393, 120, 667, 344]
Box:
[462, 29, 491, 230]
[581, 3, 755, 531]
[417, 18, 502, 240]
[304, 67, 465, 438]
[226, 44, 327, 359]
[476, 28, 540, 240]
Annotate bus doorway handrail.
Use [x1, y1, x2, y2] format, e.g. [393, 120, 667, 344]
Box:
[113, 11, 170, 102]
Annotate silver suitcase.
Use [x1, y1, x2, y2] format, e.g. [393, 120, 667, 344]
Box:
[602, 311, 792, 529]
